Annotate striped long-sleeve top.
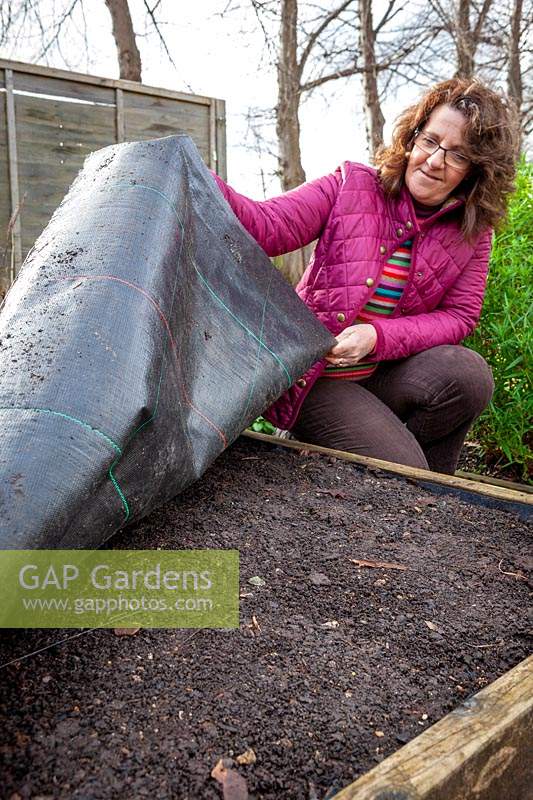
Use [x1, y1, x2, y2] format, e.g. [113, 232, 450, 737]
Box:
[324, 206, 435, 380]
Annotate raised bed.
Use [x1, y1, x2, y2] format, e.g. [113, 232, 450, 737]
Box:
[0, 436, 531, 799]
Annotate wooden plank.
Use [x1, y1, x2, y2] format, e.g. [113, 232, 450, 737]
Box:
[123, 92, 210, 159]
[13, 71, 114, 105]
[123, 110, 209, 161]
[14, 94, 116, 140]
[4, 68, 22, 278]
[16, 128, 115, 156]
[215, 98, 227, 180]
[456, 469, 532, 494]
[16, 123, 116, 152]
[0, 58, 216, 106]
[243, 431, 533, 508]
[332, 656, 533, 800]
[18, 180, 88, 256]
[15, 97, 116, 166]
[15, 88, 115, 122]
[123, 88, 211, 116]
[21, 177, 80, 252]
[115, 88, 124, 143]
[124, 106, 209, 145]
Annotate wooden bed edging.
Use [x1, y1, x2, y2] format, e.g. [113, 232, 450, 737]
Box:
[242, 431, 532, 521]
[331, 655, 533, 800]
[454, 469, 532, 494]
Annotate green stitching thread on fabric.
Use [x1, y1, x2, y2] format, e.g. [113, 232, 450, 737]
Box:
[116, 182, 292, 384]
[0, 407, 130, 518]
[0, 407, 122, 452]
[95, 184, 191, 523]
[112, 191, 192, 523]
[193, 262, 291, 384]
[108, 463, 130, 520]
[109, 385, 161, 523]
[93, 176, 289, 524]
[240, 249, 276, 422]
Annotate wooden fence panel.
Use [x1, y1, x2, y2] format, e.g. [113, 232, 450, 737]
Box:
[122, 91, 211, 162]
[0, 59, 226, 294]
[15, 93, 116, 256]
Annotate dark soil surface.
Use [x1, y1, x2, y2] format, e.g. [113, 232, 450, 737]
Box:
[1, 437, 531, 800]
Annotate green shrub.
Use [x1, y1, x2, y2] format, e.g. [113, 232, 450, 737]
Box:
[466, 159, 532, 481]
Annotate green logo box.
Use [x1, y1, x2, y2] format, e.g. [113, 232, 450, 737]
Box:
[0, 550, 239, 629]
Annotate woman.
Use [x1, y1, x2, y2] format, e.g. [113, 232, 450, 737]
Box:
[213, 78, 518, 474]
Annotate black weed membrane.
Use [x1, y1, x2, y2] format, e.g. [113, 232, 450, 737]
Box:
[0, 136, 334, 548]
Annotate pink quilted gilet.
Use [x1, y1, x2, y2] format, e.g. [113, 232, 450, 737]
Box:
[212, 162, 492, 430]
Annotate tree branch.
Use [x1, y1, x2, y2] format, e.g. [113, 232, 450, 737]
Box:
[375, 0, 400, 34]
[142, 0, 176, 68]
[300, 63, 362, 92]
[472, 0, 494, 45]
[298, 0, 354, 77]
[37, 0, 82, 59]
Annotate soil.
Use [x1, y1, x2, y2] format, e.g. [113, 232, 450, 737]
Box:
[0, 437, 531, 800]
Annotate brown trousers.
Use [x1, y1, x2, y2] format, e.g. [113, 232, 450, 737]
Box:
[291, 345, 494, 475]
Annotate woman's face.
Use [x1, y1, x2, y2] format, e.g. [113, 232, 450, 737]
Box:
[405, 104, 471, 206]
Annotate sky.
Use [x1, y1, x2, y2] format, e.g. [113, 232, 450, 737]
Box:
[1, 0, 419, 197]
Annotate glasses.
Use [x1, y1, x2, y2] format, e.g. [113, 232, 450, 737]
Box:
[413, 131, 471, 171]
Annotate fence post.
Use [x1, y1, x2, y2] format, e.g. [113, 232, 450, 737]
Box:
[215, 99, 227, 180]
[5, 68, 22, 281]
[115, 87, 125, 143]
[208, 98, 217, 171]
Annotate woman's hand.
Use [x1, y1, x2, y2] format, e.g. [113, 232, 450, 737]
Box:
[325, 324, 377, 367]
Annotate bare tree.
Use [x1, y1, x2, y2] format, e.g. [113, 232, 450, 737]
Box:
[506, 0, 532, 147]
[421, 0, 532, 148]
[0, 0, 175, 84]
[248, 0, 359, 281]
[508, 0, 523, 110]
[105, 0, 142, 81]
[270, 0, 359, 191]
[276, 0, 307, 190]
[422, 0, 495, 79]
[458, 0, 495, 77]
[358, 0, 384, 157]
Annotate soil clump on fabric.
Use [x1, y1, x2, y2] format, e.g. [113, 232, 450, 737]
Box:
[0, 437, 530, 799]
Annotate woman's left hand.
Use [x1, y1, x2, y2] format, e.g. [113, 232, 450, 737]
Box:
[325, 324, 377, 367]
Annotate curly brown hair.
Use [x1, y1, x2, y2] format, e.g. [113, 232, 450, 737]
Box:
[374, 78, 519, 242]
